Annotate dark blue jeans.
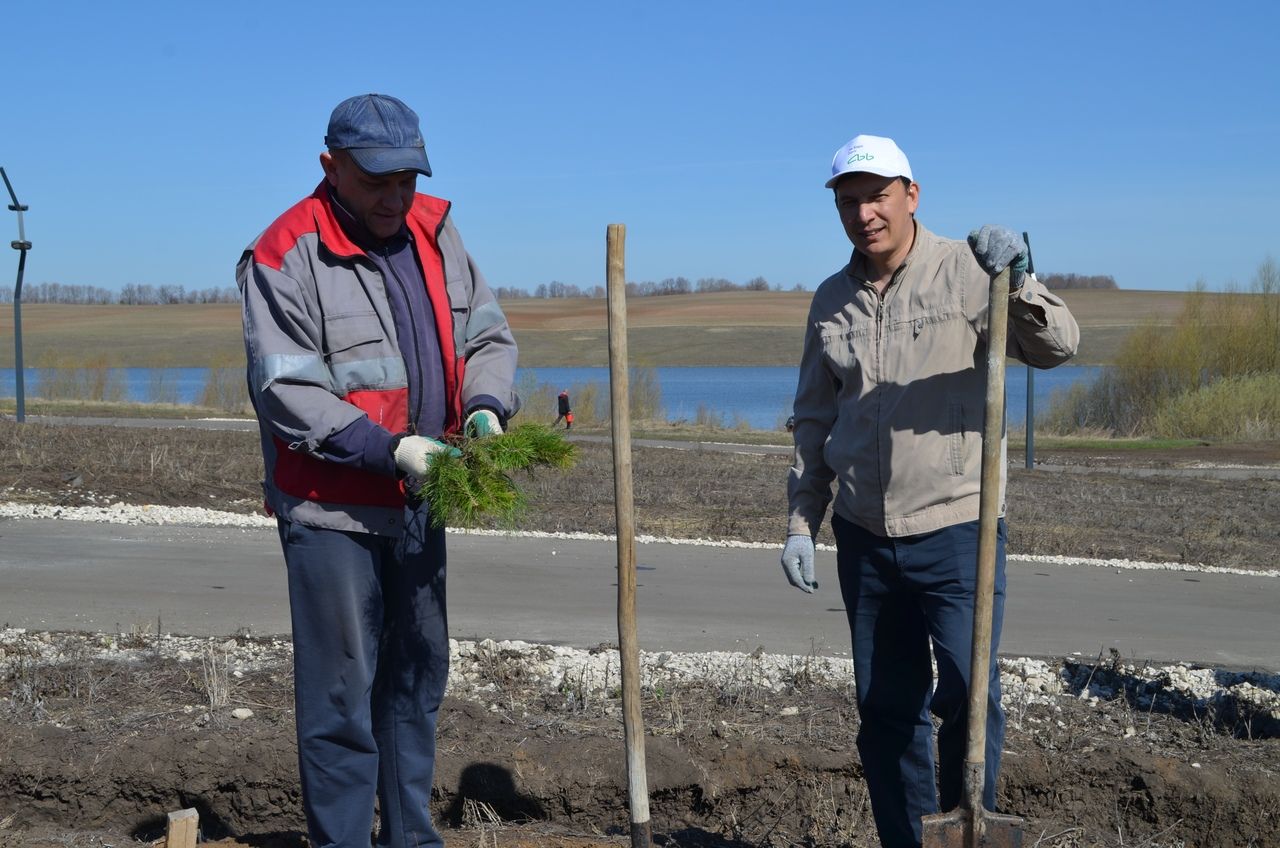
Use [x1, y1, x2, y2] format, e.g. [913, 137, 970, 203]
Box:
[278, 502, 448, 848]
[833, 514, 1006, 848]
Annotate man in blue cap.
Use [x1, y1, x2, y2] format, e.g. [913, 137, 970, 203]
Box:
[780, 134, 1079, 848]
[238, 93, 520, 848]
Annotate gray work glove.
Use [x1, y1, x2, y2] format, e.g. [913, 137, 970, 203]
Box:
[465, 408, 503, 438]
[393, 434, 462, 478]
[967, 225, 1029, 292]
[780, 534, 818, 594]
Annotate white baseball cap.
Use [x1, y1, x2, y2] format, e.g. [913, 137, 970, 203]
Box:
[825, 134, 913, 188]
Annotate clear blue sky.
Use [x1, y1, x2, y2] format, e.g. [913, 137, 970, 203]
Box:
[4, 1, 1277, 294]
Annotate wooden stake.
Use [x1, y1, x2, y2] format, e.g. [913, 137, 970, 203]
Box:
[606, 223, 652, 848]
[165, 808, 198, 848]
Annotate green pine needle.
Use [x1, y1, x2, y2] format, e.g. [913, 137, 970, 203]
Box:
[416, 423, 576, 528]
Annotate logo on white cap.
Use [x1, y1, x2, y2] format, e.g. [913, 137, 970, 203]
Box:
[826, 134, 913, 189]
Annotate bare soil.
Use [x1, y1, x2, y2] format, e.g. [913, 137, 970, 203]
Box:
[1, 420, 1279, 847]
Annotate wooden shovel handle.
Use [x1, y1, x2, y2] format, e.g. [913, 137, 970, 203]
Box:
[963, 266, 1011, 813]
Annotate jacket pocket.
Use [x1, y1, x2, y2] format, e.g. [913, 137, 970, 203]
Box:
[819, 322, 875, 374]
[439, 275, 465, 356]
[323, 311, 383, 355]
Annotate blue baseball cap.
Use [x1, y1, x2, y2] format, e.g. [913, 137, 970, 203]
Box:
[324, 93, 432, 177]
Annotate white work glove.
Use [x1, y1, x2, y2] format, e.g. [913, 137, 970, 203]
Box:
[465, 409, 503, 438]
[393, 434, 461, 478]
[780, 534, 818, 594]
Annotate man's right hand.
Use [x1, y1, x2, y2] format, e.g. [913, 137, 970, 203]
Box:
[780, 534, 818, 594]
[393, 434, 461, 478]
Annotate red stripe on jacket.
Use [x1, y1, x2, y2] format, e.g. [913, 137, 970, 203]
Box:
[257, 184, 462, 510]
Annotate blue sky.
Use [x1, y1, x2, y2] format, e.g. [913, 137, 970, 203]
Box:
[4, 1, 1277, 294]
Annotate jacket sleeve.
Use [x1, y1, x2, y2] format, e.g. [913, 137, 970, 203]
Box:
[967, 254, 1080, 369]
[238, 248, 395, 474]
[440, 220, 521, 419]
[786, 305, 838, 538]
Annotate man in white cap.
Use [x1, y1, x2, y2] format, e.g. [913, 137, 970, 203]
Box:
[780, 134, 1079, 848]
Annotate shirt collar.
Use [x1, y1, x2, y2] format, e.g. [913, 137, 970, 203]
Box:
[845, 219, 921, 289]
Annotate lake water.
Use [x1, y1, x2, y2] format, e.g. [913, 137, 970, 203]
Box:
[0, 364, 1102, 430]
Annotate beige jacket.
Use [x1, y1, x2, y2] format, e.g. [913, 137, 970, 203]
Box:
[787, 222, 1079, 539]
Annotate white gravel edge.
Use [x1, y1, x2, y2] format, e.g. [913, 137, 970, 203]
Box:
[1, 500, 1276, 578]
[2, 629, 1276, 721]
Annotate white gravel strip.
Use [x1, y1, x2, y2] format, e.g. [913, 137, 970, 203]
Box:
[2, 629, 1275, 723]
[1, 500, 1276, 578]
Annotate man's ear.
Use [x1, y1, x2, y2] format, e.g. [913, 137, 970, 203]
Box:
[320, 151, 339, 186]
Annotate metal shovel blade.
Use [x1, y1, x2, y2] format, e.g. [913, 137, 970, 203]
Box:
[921, 807, 1024, 847]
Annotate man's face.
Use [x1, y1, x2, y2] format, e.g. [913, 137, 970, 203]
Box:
[834, 173, 919, 265]
[320, 151, 417, 240]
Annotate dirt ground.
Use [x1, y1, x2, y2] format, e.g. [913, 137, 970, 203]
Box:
[1, 632, 1277, 848]
[1, 422, 1278, 846]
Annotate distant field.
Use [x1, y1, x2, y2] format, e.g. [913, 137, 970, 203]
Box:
[0, 289, 1195, 369]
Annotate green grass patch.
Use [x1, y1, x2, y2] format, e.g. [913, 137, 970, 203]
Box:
[1150, 373, 1280, 440]
[1009, 436, 1208, 452]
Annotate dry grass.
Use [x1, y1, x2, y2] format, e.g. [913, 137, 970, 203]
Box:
[0, 303, 244, 369]
[0, 420, 262, 508]
[0, 290, 1207, 370]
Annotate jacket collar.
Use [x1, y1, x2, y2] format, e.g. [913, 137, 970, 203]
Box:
[309, 180, 450, 258]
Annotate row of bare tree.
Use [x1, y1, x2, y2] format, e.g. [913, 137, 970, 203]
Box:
[0, 282, 241, 304]
[0, 271, 1114, 305]
[493, 276, 807, 300]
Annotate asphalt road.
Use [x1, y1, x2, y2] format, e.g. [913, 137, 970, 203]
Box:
[0, 518, 1274, 671]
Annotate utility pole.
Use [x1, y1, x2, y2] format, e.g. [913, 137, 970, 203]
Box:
[2, 167, 31, 423]
[1023, 231, 1035, 469]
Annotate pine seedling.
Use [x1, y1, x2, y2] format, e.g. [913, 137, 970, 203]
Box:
[416, 423, 576, 528]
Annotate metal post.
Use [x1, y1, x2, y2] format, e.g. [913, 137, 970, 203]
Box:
[1023, 231, 1035, 469]
[2, 167, 31, 423]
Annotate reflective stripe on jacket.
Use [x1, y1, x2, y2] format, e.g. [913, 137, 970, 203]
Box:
[787, 222, 1079, 539]
[237, 183, 519, 536]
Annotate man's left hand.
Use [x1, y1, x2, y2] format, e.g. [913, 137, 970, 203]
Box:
[465, 409, 503, 438]
[967, 225, 1028, 291]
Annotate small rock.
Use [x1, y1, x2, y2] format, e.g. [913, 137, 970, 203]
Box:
[231, 708, 254, 720]
[779, 706, 799, 717]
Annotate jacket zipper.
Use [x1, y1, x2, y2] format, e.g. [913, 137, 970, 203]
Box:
[435, 211, 464, 430]
[383, 245, 423, 435]
[874, 295, 886, 513]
